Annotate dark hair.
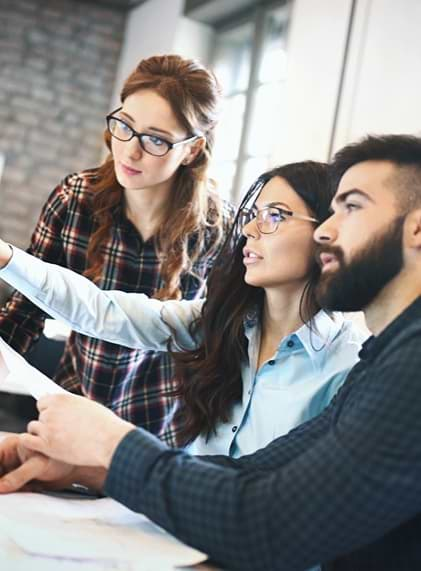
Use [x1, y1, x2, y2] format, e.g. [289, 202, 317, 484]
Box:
[330, 134, 421, 211]
[172, 160, 333, 445]
[84, 54, 225, 300]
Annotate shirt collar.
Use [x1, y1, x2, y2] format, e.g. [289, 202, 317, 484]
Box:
[244, 309, 344, 372]
[293, 310, 344, 371]
[359, 295, 421, 361]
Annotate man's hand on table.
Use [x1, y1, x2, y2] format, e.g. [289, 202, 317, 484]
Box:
[0, 434, 76, 493]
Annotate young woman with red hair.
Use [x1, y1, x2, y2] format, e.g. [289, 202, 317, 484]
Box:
[0, 54, 234, 445]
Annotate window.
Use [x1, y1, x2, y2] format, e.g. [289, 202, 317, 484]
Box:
[210, 2, 291, 203]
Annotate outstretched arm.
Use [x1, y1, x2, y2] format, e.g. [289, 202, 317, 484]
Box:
[0, 242, 203, 352]
[0, 181, 72, 354]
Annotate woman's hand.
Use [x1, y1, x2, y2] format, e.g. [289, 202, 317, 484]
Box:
[23, 394, 135, 468]
[0, 435, 76, 493]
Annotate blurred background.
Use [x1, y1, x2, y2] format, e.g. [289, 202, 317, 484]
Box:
[0, 0, 420, 261]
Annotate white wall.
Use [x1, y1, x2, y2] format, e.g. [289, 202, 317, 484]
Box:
[110, 0, 214, 109]
[173, 16, 215, 64]
[332, 0, 421, 152]
[276, 0, 353, 163]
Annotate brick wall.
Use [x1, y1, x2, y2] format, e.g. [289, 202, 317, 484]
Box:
[0, 0, 126, 250]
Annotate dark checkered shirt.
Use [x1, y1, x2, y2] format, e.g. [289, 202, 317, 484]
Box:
[0, 171, 234, 445]
[105, 296, 421, 570]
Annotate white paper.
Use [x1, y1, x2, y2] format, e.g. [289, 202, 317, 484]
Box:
[0, 493, 206, 570]
[0, 336, 66, 398]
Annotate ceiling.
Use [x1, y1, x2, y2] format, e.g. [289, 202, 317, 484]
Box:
[76, 0, 146, 11]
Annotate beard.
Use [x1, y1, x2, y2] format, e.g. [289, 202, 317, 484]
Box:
[315, 216, 405, 312]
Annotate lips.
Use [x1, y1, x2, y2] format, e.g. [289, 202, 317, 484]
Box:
[121, 162, 142, 176]
[319, 252, 339, 272]
[243, 247, 263, 265]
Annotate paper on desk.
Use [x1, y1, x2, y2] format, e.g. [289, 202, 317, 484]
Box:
[0, 336, 67, 398]
[0, 493, 206, 571]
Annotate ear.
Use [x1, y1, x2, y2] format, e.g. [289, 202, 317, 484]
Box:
[404, 209, 421, 249]
[182, 137, 206, 166]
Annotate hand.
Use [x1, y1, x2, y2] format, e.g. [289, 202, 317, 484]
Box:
[0, 435, 76, 493]
[23, 394, 135, 468]
[0, 239, 13, 269]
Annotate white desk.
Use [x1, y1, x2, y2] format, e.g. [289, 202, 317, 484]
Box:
[0, 491, 209, 571]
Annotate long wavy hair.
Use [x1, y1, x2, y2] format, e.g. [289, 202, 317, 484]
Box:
[83, 54, 224, 299]
[171, 161, 334, 444]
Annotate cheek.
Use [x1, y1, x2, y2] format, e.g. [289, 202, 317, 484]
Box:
[270, 233, 315, 275]
[152, 154, 183, 179]
[110, 138, 123, 157]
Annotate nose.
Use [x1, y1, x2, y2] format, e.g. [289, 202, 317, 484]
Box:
[125, 135, 143, 159]
[242, 217, 259, 239]
[313, 216, 337, 244]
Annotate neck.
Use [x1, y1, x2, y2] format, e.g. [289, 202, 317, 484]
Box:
[364, 268, 421, 335]
[124, 183, 171, 241]
[262, 283, 315, 341]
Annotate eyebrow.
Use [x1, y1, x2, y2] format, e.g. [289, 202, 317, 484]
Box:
[332, 188, 375, 208]
[256, 201, 293, 210]
[118, 111, 173, 138]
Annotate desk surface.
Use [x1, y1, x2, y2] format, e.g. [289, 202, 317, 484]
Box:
[0, 432, 223, 570]
[0, 491, 223, 571]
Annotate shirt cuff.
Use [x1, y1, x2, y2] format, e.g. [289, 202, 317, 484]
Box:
[0, 246, 46, 297]
[104, 428, 168, 509]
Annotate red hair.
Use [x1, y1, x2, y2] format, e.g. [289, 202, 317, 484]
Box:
[84, 54, 224, 299]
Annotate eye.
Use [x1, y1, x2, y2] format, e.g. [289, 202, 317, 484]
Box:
[120, 122, 132, 134]
[110, 118, 132, 135]
[268, 208, 287, 222]
[146, 135, 166, 146]
[344, 201, 360, 212]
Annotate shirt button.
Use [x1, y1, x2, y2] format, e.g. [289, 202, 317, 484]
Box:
[287, 340, 294, 348]
[268, 359, 276, 366]
[232, 426, 238, 432]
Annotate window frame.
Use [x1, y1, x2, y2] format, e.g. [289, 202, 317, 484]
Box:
[210, 0, 290, 203]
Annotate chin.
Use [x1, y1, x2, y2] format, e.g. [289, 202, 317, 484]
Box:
[244, 274, 263, 288]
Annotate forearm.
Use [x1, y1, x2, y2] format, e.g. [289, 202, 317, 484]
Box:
[105, 380, 421, 571]
[0, 246, 201, 351]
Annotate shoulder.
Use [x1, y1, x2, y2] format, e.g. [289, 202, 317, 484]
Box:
[61, 169, 98, 198]
[47, 169, 99, 210]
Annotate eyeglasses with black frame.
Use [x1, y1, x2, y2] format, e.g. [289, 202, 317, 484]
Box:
[240, 205, 319, 235]
[106, 107, 200, 157]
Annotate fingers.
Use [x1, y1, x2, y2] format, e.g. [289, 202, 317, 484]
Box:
[37, 395, 54, 412]
[27, 420, 43, 437]
[0, 436, 22, 476]
[0, 454, 47, 494]
[20, 433, 47, 456]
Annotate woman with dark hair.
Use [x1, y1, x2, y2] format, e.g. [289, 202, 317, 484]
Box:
[0, 160, 366, 456]
[0, 54, 234, 445]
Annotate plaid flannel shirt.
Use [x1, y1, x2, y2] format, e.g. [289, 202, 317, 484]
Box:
[105, 296, 421, 570]
[0, 171, 234, 445]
